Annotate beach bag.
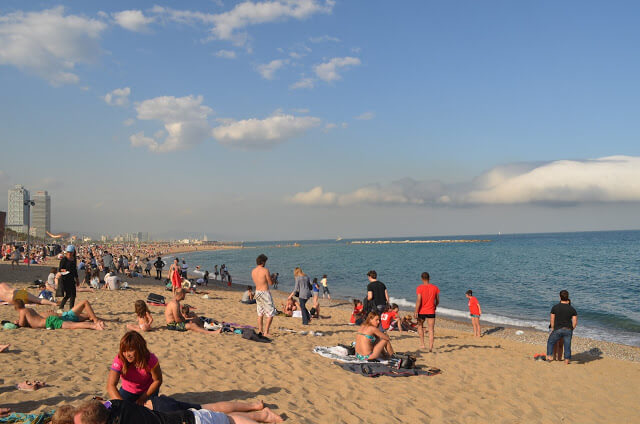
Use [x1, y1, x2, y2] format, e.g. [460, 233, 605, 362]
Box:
[147, 293, 165, 304]
[390, 353, 416, 369]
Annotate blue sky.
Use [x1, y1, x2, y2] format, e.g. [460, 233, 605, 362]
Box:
[1, 1, 639, 240]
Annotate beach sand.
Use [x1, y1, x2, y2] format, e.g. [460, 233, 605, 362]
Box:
[1, 262, 639, 423]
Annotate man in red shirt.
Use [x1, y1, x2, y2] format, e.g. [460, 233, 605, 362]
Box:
[466, 290, 482, 337]
[414, 272, 439, 351]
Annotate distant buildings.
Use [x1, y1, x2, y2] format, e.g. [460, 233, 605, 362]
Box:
[7, 185, 30, 234]
[31, 191, 51, 239]
[6, 185, 52, 238]
[101, 232, 150, 242]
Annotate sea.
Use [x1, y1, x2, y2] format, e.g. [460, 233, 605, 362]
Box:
[175, 230, 640, 347]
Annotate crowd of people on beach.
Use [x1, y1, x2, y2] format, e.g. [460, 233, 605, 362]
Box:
[0, 243, 579, 421]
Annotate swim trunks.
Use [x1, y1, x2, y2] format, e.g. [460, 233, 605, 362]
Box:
[470, 314, 481, 318]
[190, 409, 230, 424]
[418, 314, 436, 320]
[255, 290, 276, 317]
[45, 315, 63, 330]
[12, 289, 29, 303]
[167, 321, 187, 332]
[61, 310, 79, 322]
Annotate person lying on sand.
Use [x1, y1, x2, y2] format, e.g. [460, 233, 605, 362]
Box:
[0, 282, 57, 306]
[13, 299, 105, 330]
[164, 288, 220, 334]
[69, 398, 285, 424]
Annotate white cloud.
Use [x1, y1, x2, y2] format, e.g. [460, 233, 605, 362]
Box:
[104, 87, 131, 106]
[113, 10, 154, 32]
[355, 111, 375, 120]
[289, 156, 640, 207]
[257, 59, 287, 79]
[290, 77, 315, 90]
[212, 112, 321, 149]
[288, 186, 337, 205]
[309, 35, 340, 43]
[152, 1, 334, 45]
[215, 49, 237, 59]
[314, 56, 360, 82]
[123, 118, 135, 127]
[130, 95, 214, 152]
[0, 6, 107, 85]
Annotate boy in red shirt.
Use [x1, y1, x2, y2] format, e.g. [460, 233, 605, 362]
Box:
[380, 303, 402, 331]
[466, 290, 482, 337]
[414, 272, 439, 351]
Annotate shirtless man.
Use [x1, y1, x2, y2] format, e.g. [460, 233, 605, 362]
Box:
[0, 282, 57, 306]
[14, 299, 104, 330]
[251, 254, 277, 337]
[164, 288, 220, 334]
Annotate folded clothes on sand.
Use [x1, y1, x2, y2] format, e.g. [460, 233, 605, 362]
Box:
[313, 346, 389, 364]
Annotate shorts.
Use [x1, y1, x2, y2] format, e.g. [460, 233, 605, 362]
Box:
[190, 409, 229, 424]
[418, 314, 436, 320]
[45, 315, 63, 330]
[255, 290, 277, 317]
[61, 310, 79, 322]
[152, 395, 200, 413]
[322, 286, 330, 294]
[470, 314, 481, 318]
[167, 322, 187, 332]
[13, 289, 29, 303]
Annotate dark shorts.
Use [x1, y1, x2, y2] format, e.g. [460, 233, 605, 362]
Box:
[418, 314, 436, 320]
[152, 395, 201, 412]
[167, 322, 187, 332]
[470, 314, 481, 318]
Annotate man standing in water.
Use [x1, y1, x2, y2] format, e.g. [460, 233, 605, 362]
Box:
[415, 272, 440, 351]
[251, 254, 277, 337]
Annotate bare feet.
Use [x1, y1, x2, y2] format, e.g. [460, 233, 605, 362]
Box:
[0, 344, 10, 353]
[0, 407, 11, 418]
[248, 400, 264, 411]
[259, 407, 284, 423]
[93, 321, 105, 330]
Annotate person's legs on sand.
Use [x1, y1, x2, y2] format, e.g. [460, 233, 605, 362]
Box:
[61, 320, 104, 330]
[71, 300, 99, 323]
[427, 317, 436, 352]
[263, 317, 273, 337]
[417, 318, 426, 349]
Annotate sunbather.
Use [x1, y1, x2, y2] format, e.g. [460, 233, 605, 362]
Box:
[164, 288, 220, 334]
[355, 312, 395, 361]
[0, 282, 57, 306]
[13, 299, 104, 330]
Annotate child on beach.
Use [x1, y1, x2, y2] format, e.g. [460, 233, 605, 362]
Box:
[350, 299, 364, 324]
[127, 300, 153, 332]
[380, 304, 402, 332]
[466, 290, 482, 337]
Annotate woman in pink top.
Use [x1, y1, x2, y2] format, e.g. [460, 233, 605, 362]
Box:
[106, 331, 162, 405]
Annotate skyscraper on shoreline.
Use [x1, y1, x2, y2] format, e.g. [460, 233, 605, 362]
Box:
[7, 185, 30, 234]
[31, 190, 51, 239]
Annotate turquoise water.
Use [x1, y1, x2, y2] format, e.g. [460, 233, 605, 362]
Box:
[177, 230, 640, 346]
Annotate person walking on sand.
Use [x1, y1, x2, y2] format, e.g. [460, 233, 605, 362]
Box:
[58, 245, 80, 310]
[321, 274, 331, 300]
[251, 254, 277, 337]
[546, 290, 578, 364]
[414, 272, 439, 351]
[466, 290, 482, 337]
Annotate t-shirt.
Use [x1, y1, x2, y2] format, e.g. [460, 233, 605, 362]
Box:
[321, 278, 328, 287]
[241, 291, 252, 302]
[367, 280, 387, 307]
[468, 296, 480, 315]
[550, 303, 577, 330]
[107, 400, 195, 424]
[350, 304, 364, 324]
[380, 310, 398, 330]
[105, 273, 120, 290]
[416, 283, 440, 315]
[110, 353, 159, 394]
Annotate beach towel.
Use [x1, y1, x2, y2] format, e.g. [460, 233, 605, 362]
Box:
[335, 362, 441, 378]
[0, 411, 54, 424]
[313, 346, 389, 364]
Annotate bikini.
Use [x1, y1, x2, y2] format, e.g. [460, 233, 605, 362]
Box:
[356, 332, 376, 360]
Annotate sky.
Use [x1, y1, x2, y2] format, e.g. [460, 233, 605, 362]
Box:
[1, 0, 639, 241]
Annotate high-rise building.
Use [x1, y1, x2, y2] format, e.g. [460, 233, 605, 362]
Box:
[7, 185, 30, 234]
[31, 190, 51, 239]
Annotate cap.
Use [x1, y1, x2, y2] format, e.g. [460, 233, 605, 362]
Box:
[66, 245, 75, 253]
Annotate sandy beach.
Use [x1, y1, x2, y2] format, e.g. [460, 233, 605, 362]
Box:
[1, 262, 639, 423]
